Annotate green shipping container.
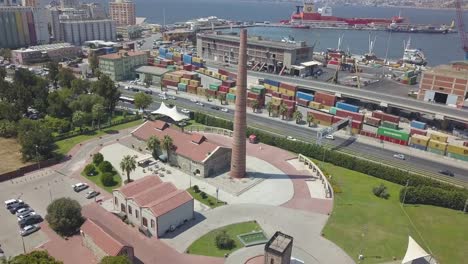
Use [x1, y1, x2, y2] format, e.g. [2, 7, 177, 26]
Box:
[209, 84, 220, 91]
[377, 127, 410, 141]
[178, 83, 187, 89]
[404, 70, 415, 78]
[167, 65, 176, 70]
[226, 93, 236, 100]
[448, 152, 468, 161]
[382, 121, 399, 130]
[251, 85, 265, 94]
[329, 107, 337, 115]
[427, 147, 446, 156]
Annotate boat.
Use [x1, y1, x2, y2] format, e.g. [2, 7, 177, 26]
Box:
[290, 1, 404, 26]
[386, 23, 454, 34]
[281, 36, 296, 44]
[402, 37, 427, 66]
[292, 24, 310, 29]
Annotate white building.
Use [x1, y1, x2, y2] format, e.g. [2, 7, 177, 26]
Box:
[112, 176, 194, 238]
[11, 42, 81, 64]
[60, 19, 116, 45]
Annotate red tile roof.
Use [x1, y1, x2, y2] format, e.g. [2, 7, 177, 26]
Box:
[81, 219, 129, 256]
[117, 175, 162, 197]
[148, 190, 193, 217]
[99, 50, 147, 60]
[191, 134, 206, 144]
[133, 182, 177, 205]
[131, 121, 222, 162]
[154, 120, 168, 130]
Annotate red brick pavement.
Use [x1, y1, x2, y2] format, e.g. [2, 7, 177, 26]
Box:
[82, 203, 224, 264]
[204, 134, 333, 215]
[244, 255, 264, 264]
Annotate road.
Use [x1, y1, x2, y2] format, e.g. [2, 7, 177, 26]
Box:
[214, 65, 468, 124]
[118, 87, 468, 185]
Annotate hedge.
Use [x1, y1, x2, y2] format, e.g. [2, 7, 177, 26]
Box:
[192, 112, 468, 210]
[400, 186, 468, 210]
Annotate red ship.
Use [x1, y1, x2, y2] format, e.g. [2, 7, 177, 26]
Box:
[291, 1, 404, 26]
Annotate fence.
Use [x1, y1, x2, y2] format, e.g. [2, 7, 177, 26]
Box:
[186, 125, 234, 137]
[0, 156, 69, 183]
[298, 154, 333, 198]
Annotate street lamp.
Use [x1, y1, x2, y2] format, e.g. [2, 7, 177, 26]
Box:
[20, 233, 26, 254]
[35, 145, 40, 170]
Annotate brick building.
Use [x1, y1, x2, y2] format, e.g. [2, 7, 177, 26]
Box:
[131, 120, 232, 177]
[109, 0, 135, 26]
[264, 232, 294, 264]
[112, 176, 194, 238]
[417, 61, 468, 107]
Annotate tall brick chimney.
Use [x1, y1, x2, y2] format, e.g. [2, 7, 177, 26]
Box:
[230, 29, 248, 179]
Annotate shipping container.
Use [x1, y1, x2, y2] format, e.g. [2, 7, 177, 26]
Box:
[314, 91, 336, 106]
[183, 54, 192, 65]
[377, 127, 410, 141]
[187, 85, 197, 94]
[447, 145, 468, 155]
[410, 120, 427, 130]
[360, 130, 377, 138]
[409, 144, 427, 151]
[271, 97, 282, 105]
[296, 91, 314, 101]
[209, 84, 220, 91]
[296, 98, 309, 107]
[336, 102, 360, 113]
[428, 140, 448, 151]
[381, 121, 399, 130]
[447, 152, 468, 161]
[372, 111, 400, 123]
[329, 106, 337, 115]
[264, 79, 281, 87]
[378, 135, 409, 146]
[180, 78, 190, 85]
[223, 80, 236, 88]
[283, 99, 296, 108]
[219, 85, 230, 93]
[189, 80, 200, 87]
[365, 116, 381, 127]
[410, 134, 430, 146]
[430, 132, 448, 143]
[309, 101, 322, 110]
[248, 91, 262, 99]
[269, 85, 279, 92]
[279, 82, 297, 91]
[410, 128, 427, 136]
[308, 109, 333, 123]
[278, 88, 287, 95]
[177, 83, 187, 92]
[281, 94, 294, 100]
[229, 87, 237, 94]
[226, 93, 236, 101]
[336, 109, 365, 122]
[427, 147, 446, 156]
[250, 85, 266, 94]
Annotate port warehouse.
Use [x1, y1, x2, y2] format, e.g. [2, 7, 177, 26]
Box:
[105, 44, 468, 162]
[196, 32, 314, 73]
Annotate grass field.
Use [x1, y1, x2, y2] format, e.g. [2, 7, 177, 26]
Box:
[0, 138, 32, 175]
[187, 221, 263, 257]
[81, 164, 122, 193]
[320, 161, 468, 264]
[55, 119, 144, 155]
[187, 187, 225, 208]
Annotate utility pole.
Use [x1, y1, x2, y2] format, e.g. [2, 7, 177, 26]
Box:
[401, 179, 410, 205]
[216, 188, 219, 205]
[21, 235, 26, 254]
[35, 145, 40, 170]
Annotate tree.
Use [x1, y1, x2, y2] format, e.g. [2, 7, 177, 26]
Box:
[72, 111, 88, 132]
[279, 103, 288, 120]
[307, 114, 315, 127]
[251, 100, 259, 113]
[0, 66, 6, 80]
[70, 79, 90, 95]
[134, 92, 152, 112]
[47, 62, 59, 87]
[46, 198, 84, 236]
[69, 94, 104, 113]
[293, 110, 303, 124]
[99, 160, 113, 173]
[7, 250, 62, 264]
[43, 116, 71, 133]
[0, 119, 17, 137]
[120, 155, 136, 183]
[147, 135, 160, 158]
[161, 135, 173, 162]
[215, 230, 235, 250]
[101, 172, 115, 186]
[83, 164, 97, 176]
[100, 256, 131, 264]
[217, 92, 226, 105]
[144, 74, 152, 87]
[266, 101, 274, 117]
[92, 103, 105, 129]
[92, 74, 120, 114]
[57, 68, 76, 88]
[93, 152, 104, 165]
[0, 48, 11, 60]
[17, 119, 55, 161]
[88, 53, 99, 76]
[47, 88, 73, 118]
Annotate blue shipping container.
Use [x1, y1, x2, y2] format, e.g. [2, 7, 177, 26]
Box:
[410, 120, 427, 130]
[409, 144, 427, 151]
[264, 79, 281, 87]
[183, 54, 192, 65]
[336, 102, 359, 113]
[296, 91, 314, 101]
[159, 47, 167, 56]
[165, 52, 174, 59]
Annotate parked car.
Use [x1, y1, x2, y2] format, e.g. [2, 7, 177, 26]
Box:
[20, 225, 40, 237]
[287, 136, 297, 141]
[325, 134, 334, 140]
[8, 203, 28, 214]
[15, 207, 34, 217]
[438, 170, 454, 177]
[221, 108, 228, 113]
[190, 98, 198, 103]
[85, 190, 100, 199]
[181, 108, 190, 114]
[72, 183, 89, 192]
[169, 96, 176, 100]
[393, 153, 406, 160]
[18, 214, 43, 228]
[4, 199, 24, 209]
[17, 212, 36, 221]
[196, 102, 204, 107]
[210, 106, 220, 110]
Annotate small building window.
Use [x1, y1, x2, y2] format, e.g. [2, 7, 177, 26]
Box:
[270, 259, 274, 264]
[135, 210, 139, 219]
[121, 203, 126, 213]
[151, 219, 155, 228]
[114, 197, 118, 205]
[128, 205, 132, 215]
[142, 217, 148, 227]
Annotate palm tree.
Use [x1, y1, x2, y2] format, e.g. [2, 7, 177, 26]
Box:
[147, 136, 160, 158]
[293, 110, 303, 124]
[161, 135, 174, 163]
[251, 100, 259, 113]
[120, 155, 136, 184]
[307, 114, 315, 127]
[92, 103, 105, 130]
[279, 103, 288, 120]
[218, 93, 226, 105]
[266, 101, 273, 117]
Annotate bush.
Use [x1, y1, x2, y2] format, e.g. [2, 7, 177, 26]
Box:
[83, 164, 97, 176]
[99, 160, 113, 173]
[193, 185, 200, 193]
[101, 172, 115, 187]
[372, 184, 390, 199]
[215, 230, 235, 250]
[0, 120, 17, 137]
[93, 153, 104, 165]
[46, 198, 84, 236]
[200, 191, 207, 199]
[400, 186, 468, 210]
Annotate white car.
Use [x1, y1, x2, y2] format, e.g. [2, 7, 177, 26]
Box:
[4, 199, 23, 209]
[287, 136, 297, 141]
[393, 153, 406, 160]
[325, 135, 335, 140]
[190, 98, 198, 103]
[72, 183, 89, 192]
[17, 212, 36, 221]
[16, 207, 34, 217]
[221, 108, 228, 113]
[181, 108, 190, 114]
[20, 225, 40, 237]
[196, 102, 204, 106]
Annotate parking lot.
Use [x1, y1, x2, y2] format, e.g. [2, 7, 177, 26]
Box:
[0, 169, 95, 258]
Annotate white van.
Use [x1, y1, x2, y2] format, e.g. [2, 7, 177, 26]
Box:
[4, 199, 23, 208]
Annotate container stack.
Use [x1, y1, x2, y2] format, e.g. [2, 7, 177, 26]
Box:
[162, 72, 181, 88]
[372, 111, 400, 124]
[192, 56, 204, 68]
[263, 79, 281, 95]
[313, 92, 337, 110]
[447, 144, 468, 161]
[364, 116, 381, 127]
[308, 109, 333, 126]
[427, 140, 447, 156]
[309, 101, 322, 110]
[197, 87, 206, 97]
[377, 127, 410, 145]
[279, 82, 297, 98]
[409, 134, 430, 151]
[336, 102, 359, 113]
[283, 99, 296, 118]
[296, 91, 314, 107]
[381, 120, 399, 130]
[332, 116, 362, 134]
[401, 70, 417, 85]
[335, 109, 364, 123]
[226, 93, 236, 103]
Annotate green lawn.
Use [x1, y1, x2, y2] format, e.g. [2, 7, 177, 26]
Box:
[55, 119, 144, 155]
[81, 165, 122, 193]
[187, 187, 225, 208]
[187, 221, 264, 257]
[320, 161, 468, 264]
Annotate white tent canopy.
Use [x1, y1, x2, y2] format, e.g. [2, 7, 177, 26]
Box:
[402, 236, 437, 264]
[151, 102, 189, 122]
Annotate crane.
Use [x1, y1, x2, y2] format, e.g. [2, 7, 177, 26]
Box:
[455, 0, 468, 60]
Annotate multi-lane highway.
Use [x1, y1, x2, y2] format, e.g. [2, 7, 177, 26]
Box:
[119, 88, 468, 185]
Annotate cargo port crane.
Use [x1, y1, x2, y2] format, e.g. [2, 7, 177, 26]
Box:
[455, 0, 468, 60]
